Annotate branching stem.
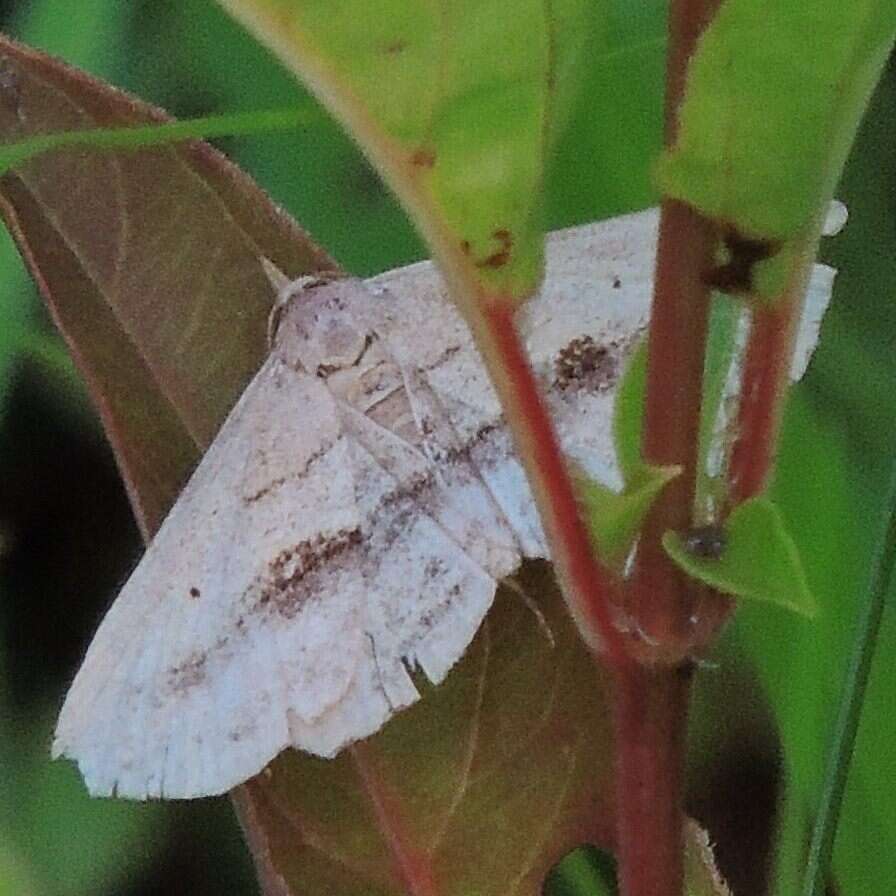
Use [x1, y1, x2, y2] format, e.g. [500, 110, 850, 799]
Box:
[728, 300, 796, 504]
[479, 300, 631, 667]
[612, 4, 723, 896]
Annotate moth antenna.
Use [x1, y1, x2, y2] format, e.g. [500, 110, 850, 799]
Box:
[260, 257, 293, 348]
[260, 257, 346, 298]
[259, 256, 291, 294]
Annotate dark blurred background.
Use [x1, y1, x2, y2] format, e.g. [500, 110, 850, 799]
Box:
[0, 3, 894, 895]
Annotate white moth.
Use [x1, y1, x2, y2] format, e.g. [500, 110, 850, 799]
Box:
[53, 206, 843, 799]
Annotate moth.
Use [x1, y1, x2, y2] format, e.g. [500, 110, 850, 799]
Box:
[53, 207, 842, 799]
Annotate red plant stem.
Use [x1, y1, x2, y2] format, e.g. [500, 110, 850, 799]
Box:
[612, 202, 715, 896]
[629, 200, 716, 649]
[232, 782, 291, 896]
[614, 665, 693, 896]
[628, 0, 722, 650]
[728, 299, 795, 503]
[613, 3, 723, 896]
[480, 300, 631, 666]
[350, 743, 439, 896]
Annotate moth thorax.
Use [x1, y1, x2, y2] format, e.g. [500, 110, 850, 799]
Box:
[281, 299, 370, 376]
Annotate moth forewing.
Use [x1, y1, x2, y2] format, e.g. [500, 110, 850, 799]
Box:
[54, 208, 841, 799]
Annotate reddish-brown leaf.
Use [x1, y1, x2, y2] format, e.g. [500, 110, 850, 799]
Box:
[0, 33, 334, 535]
[236, 565, 614, 896]
[0, 35, 616, 895]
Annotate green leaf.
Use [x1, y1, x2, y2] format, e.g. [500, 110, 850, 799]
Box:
[663, 496, 816, 616]
[548, 21, 665, 224]
[0, 109, 310, 176]
[5, 723, 166, 896]
[613, 308, 737, 520]
[0, 840, 37, 896]
[777, 67, 896, 895]
[546, 820, 732, 896]
[657, 1, 896, 244]
[546, 847, 617, 896]
[0, 244, 31, 414]
[217, 0, 594, 310]
[576, 462, 679, 570]
[161, 0, 425, 278]
[612, 338, 647, 482]
[10, 0, 128, 82]
[695, 294, 739, 482]
[800, 453, 896, 896]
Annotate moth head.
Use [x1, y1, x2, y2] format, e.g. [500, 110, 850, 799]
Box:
[276, 277, 372, 377]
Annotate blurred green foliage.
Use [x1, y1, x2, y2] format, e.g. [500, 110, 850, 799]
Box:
[0, 2, 893, 895]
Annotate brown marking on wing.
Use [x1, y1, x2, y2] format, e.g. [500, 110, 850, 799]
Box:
[168, 650, 207, 694]
[228, 720, 258, 743]
[256, 528, 363, 619]
[553, 335, 620, 392]
[242, 440, 333, 505]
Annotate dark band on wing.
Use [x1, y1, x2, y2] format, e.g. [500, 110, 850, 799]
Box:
[258, 528, 364, 619]
[552, 334, 633, 393]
